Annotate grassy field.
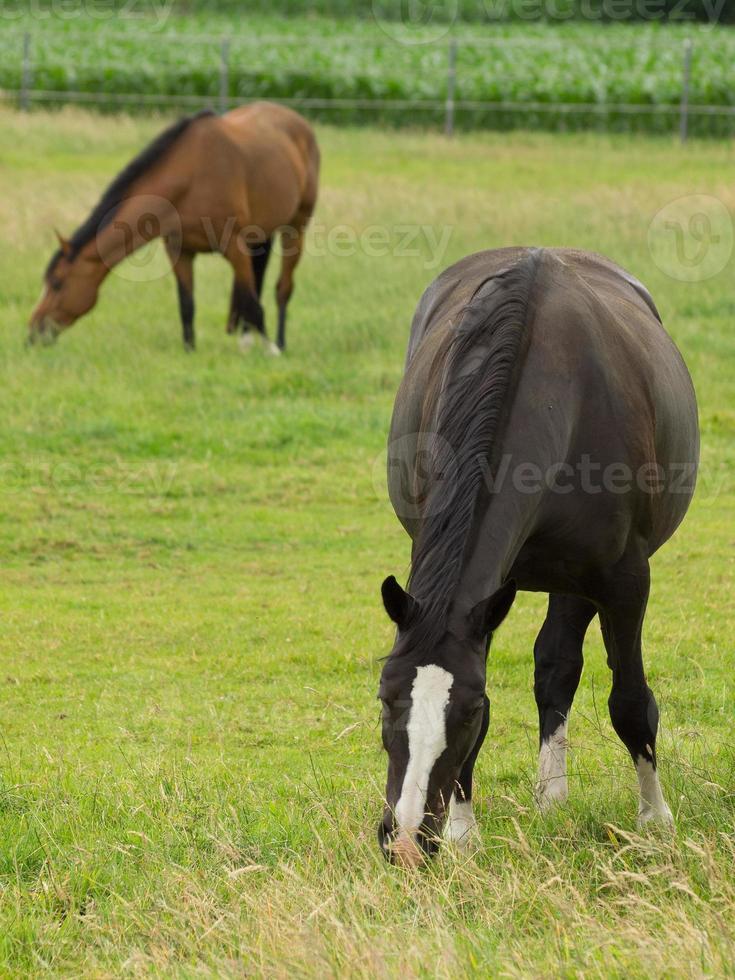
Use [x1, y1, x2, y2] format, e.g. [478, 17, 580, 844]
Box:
[0, 108, 734, 975]
[2, 17, 735, 136]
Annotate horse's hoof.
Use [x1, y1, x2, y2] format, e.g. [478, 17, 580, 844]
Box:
[443, 811, 480, 851]
[535, 781, 568, 813]
[637, 804, 674, 830]
[239, 333, 255, 353]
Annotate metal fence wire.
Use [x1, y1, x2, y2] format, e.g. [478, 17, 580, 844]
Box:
[2, 29, 734, 141]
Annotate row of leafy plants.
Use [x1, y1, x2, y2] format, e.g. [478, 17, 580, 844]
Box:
[0, 17, 733, 136]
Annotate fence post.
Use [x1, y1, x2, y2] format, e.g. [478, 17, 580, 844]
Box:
[219, 37, 230, 113]
[679, 38, 693, 143]
[20, 32, 32, 111]
[445, 38, 457, 137]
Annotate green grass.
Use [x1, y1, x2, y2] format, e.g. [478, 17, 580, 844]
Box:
[0, 107, 734, 975]
[1, 16, 735, 136]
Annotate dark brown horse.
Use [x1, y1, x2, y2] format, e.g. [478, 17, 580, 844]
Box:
[29, 102, 319, 352]
[377, 247, 699, 867]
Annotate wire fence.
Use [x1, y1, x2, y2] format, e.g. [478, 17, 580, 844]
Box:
[1, 28, 734, 141]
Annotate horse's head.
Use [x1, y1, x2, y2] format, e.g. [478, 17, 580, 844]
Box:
[28, 234, 102, 345]
[377, 575, 516, 867]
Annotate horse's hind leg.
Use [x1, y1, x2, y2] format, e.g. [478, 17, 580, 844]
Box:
[250, 238, 272, 299]
[443, 696, 489, 848]
[165, 240, 195, 350]
[598, 557, 673, 827]
[534, 595, 596, 811]
[223, 241, 271, 352]
[276, 208, 311, 352]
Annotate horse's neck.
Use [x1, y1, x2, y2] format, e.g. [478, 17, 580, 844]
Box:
[91, 192, 172, 271]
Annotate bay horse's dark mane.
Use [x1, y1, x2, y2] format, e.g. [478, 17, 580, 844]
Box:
[402, 249, 544, 654]
[45, 109, 215, 279]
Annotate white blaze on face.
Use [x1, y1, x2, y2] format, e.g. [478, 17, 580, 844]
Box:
[394, 665, 454, 836]
[636, 757, 674, 827]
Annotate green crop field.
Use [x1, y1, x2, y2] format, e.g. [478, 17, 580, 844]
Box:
[2, 15, 735, 136]
[0, 107, 734, 975]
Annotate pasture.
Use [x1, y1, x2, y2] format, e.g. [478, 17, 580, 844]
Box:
[0, 107, 734, 975]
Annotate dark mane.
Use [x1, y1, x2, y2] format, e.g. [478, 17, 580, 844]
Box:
[45, 109, 215, 279]
[403, 249, 544, 652]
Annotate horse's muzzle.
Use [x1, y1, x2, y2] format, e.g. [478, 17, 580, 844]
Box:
[378, 813, 441, 868]
[27, 318, 60, 347]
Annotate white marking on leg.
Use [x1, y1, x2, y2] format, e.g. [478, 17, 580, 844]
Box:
[443, 795, 478, 849]
[394, 665, 453, 840]
[636, 757, 674, 827]
[535, 720, 569, 811]
[239, 332, 255, 352]
[261, 335, 281, 356]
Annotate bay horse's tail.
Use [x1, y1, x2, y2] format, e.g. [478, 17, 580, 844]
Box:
[406, 249, 545, 645]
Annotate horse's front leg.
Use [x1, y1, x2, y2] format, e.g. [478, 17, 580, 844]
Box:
[443, 695, 489, 849]
[165, 240, 195, 350]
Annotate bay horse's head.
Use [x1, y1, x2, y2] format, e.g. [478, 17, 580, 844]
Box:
[377, 575, 516, 867]
[28, 234, 101, 345]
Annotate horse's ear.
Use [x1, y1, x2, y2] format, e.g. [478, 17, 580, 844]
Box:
[381, 576, 418, 629]
[54, 229, 72, 257]
[469, 580, 517, 639]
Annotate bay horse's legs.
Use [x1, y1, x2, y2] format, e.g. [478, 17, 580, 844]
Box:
[276, 210, 311, 352]
[165, 240, 195, 350]
[534, 594, 597, 811]
[223, 240, 275, 353]
[250, 238, 272, 299]
[598, 557, 673, 827]
[443, 696, 489, 848]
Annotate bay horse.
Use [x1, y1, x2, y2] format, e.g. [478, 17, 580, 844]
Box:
[29, 102, 319, 352]
[378, 247, 699, 867]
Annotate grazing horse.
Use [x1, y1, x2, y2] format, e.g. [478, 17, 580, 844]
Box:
[29, 102, 319, 352]
[378, 247, 699, 867]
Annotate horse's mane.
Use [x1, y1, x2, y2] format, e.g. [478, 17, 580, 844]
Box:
[45, 109, 215, 278]
[402, 249, 544, 653]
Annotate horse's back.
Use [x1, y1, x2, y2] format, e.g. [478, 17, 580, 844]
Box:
[178, 103, 319, 233]
[394, 247, 699, 560]
[219, 102, 319, 190]
[408, 247, 659, 357]
[408, 249, 695, 440]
